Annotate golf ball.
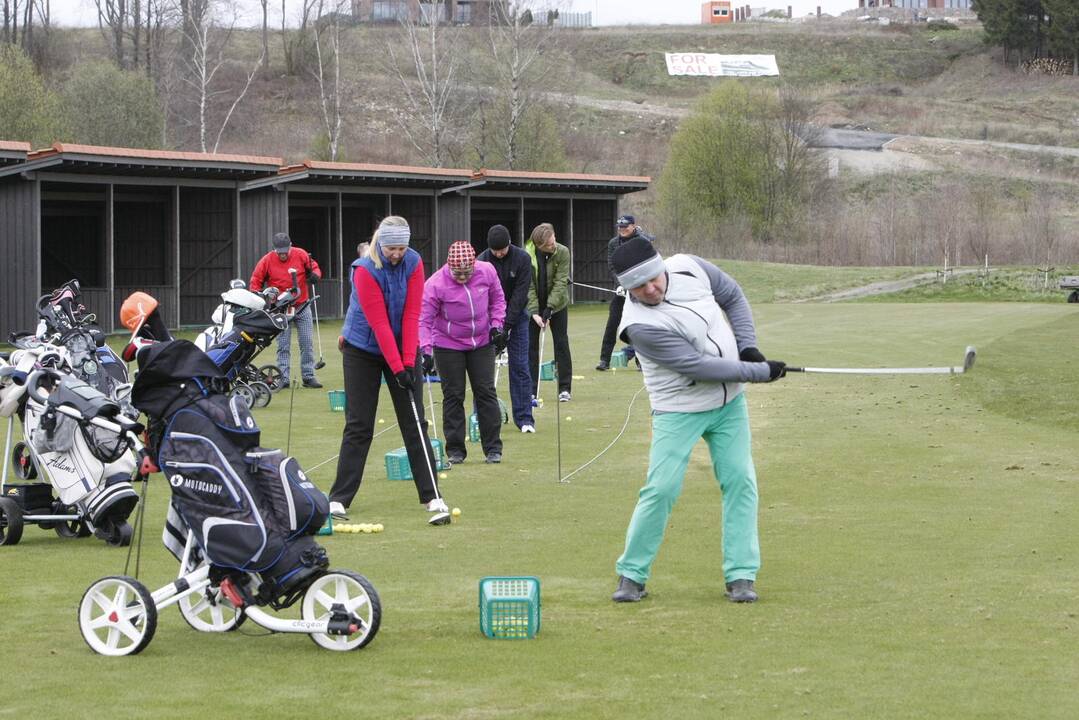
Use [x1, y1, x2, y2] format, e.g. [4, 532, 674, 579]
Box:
[566, 416, 572, 421]
[373, 523, 384, 533]
[378, 418, 385, 424]
[439, 472, 448, 479]
[361, 524, 373, 534]
[452, 507, 461, 517]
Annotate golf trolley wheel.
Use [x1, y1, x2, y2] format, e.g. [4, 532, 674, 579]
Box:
[55, 517, 93, 539]
[78, 575, 158, 656]
[177, 560, 245, 633]
[302, 570, 381, 651]
[249, 381, 273, 409]
[0, 497, 24, 546]
[230, 384, 256, 409]
[258, 364, 285, 391]
[98, 520, 133, 547]
[11, 441, 37, 480]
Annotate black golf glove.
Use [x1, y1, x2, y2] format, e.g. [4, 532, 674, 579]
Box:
[740, 347, 766, 363]
[395, 370, 414, 390]
[541, 308, 553, 323]
[422, 353, 436, 376]
[489, 327, 507, 354]
[766, 360, 787, 382]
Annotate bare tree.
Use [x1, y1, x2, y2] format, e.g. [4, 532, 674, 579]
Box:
[94, 0, 129, 67]
[384, 0, 460, 167]
[180, 4, 264, 152]
[281, 0, 315, 76]
[487, 0, 559, 169]
[260, 0, 269, 71]
[311, 0, 345, 160]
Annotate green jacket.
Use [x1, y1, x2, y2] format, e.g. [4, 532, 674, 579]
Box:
[525, 241, 570, 314]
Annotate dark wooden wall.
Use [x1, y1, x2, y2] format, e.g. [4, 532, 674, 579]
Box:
[179, 188, 234, 325]
[0, 178, 40, 340]
[438, 194, 469, 266]
[239, 187, 288, 281]
[392, 194, 437, 275]
[571, 198, 618, 302]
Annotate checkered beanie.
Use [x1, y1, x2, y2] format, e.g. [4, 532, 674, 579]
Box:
[447, 241, 476, 270]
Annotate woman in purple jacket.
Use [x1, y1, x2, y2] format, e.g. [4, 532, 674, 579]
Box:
[420, 241, 507, 465]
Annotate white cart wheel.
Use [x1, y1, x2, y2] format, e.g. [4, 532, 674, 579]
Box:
[178, 583, 245, 633]
[302, 570, 381, 651]
[78, 575, 157, 656]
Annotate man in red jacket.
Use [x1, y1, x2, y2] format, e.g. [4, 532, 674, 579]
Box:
[250, 232, 323, 388]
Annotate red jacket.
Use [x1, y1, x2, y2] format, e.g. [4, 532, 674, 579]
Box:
[250, 247, 322, 304]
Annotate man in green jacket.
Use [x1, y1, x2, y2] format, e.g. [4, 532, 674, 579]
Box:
[525, 222, 573, 403]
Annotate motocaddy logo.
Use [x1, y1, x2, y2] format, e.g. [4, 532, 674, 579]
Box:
[169, 473, 224, 495]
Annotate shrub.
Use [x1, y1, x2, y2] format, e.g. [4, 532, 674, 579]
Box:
[61, 61, 164, 148]
[0, 45, 68, 146]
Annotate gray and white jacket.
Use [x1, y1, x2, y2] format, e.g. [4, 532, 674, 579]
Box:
[618, 254, 770, 414]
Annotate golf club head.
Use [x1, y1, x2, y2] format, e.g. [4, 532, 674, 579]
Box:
[962, 346, 976, 372]
[428, 511, 451, 526]
[315, 360, 326, 370]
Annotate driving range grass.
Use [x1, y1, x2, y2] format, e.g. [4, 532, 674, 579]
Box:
[2, 297, 1078, 719]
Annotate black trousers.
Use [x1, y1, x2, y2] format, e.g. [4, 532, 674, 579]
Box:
[330, 345, 439, 508]
[434, 343, 502, 459]
[599, 294, 626, 363]
[529, 309, 572, 395]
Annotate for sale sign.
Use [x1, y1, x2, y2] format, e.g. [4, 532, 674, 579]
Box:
[664, 53, 780, 77]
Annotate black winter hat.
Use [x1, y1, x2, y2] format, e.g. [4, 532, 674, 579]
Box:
[487, 224, 512, 250]
[611, 236, 664, 290]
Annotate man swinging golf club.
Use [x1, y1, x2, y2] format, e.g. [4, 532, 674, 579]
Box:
[609, 237, 787, 604]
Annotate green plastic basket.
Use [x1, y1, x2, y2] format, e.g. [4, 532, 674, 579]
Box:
[609, 350, 628, 368]
[328, 390, 347, 412]
[468, 413, 480, 442]
[479, 576, 541, 639]
[385, 439, 449, 480]
[540, 361, 555, 381]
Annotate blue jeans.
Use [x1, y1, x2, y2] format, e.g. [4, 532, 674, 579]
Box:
[504, 310, 534, 428]
[275, 305, 315, 382]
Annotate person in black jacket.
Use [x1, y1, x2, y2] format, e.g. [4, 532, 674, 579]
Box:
[596, 215, 655, 371]
[477, 225, 536, 433]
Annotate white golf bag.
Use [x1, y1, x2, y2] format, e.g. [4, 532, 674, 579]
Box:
[1, 344, 141, 546]
[194, 283, 271, 352]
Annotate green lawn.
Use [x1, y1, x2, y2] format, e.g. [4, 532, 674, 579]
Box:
[3, 299, 1078, 718]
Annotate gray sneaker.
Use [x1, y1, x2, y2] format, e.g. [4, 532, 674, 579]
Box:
[725, 579, 758, 603]
[611, 575, 647, 603]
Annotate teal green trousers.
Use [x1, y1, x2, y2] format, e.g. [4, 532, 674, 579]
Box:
[615, 393, 760, 586]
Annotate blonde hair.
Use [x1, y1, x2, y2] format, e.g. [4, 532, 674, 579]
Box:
[367, 216, 410, 269]
[528, 223, 555, 248]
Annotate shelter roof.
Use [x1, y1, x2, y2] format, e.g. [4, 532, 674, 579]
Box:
[0, 140, 31, 167]
[471, 168, 650, 194]
[11, 142, 282, 180]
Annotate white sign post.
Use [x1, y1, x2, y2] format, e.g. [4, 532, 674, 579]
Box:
[664, 53, 780, 77]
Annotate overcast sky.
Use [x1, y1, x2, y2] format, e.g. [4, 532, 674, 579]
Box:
[47, 0, 860, 29]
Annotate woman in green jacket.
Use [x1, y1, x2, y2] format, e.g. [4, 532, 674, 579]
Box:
[526, 222, 573, 403]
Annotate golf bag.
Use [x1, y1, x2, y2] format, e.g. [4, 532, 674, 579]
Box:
[131, 339, 330, 607]
[1, 344, 141, 546]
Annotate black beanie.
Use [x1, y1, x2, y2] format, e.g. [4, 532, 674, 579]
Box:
[487, 224, 511, 250]
[611, 236, 664, 290]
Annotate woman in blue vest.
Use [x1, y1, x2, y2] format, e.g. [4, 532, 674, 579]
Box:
[329, 216, 451, 526]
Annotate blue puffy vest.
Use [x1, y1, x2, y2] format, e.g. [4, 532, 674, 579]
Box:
[342, 248, 422, 355]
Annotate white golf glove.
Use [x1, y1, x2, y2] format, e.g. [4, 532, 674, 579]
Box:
[615, 286, 626, 297]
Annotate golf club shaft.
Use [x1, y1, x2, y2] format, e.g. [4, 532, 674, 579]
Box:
[787, 346, 976, 376]
[535, 324, 547, 403]
[570, 280, 619, 295]
[310, 286, 325, 368]
[408, 389, 442, 502]
[425, 373, 438, 442]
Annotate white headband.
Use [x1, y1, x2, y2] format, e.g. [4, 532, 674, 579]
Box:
[378, 224, 411, 247]
[616, 254, 666, 290]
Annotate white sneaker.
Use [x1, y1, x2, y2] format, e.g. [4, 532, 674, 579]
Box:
[329, 501, 349, 520]
[521, 424, 535, 433]
[426, 498, 449, 513]
[558, 391, 571, 402]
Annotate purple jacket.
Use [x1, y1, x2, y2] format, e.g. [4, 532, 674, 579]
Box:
[420, 260, 507, 353]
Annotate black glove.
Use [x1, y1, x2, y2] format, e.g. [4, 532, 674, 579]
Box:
[740, 347, 766, 363]
[489, 327, 507, 354]
[395, 370, 414, 390]
[422, 353, 436, 375]
[766, 360, 787, 382]
[541, 308, 553, 323]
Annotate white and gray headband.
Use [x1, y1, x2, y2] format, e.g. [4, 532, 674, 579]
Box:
[378, 224, 411, 247]
[616, 253, 666, 290]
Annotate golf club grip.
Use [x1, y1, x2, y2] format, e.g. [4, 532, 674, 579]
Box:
[786, 367, 806, 372]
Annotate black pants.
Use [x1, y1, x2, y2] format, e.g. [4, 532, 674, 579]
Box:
[599, 294, 626, 363]
[330, 345, 439, 508]
[434, 343, 502, 459]
[529, 309, 572, 395]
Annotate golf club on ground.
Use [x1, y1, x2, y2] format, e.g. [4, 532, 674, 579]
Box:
[407, 390, 450, 526]
[311, 285, 326, 370]
[787, 346, 976, 375]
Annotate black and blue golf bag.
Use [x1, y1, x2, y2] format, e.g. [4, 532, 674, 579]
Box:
[131, 340, 330, 607]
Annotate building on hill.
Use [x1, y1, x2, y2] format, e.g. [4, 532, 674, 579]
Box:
[351, 0, 498, 24]
[701, 1, 734, 23]
[858, 0, 970, 7]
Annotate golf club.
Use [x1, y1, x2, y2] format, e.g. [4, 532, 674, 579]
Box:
[555, 383, 564, 484]
[569, 279, 623, 296]
[311, 285, 326, 370]
[407, 389, 450, 526]
[787, 346, 976, 375]
[425, 371, 439, 443]
[532, 323, 547, 408]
